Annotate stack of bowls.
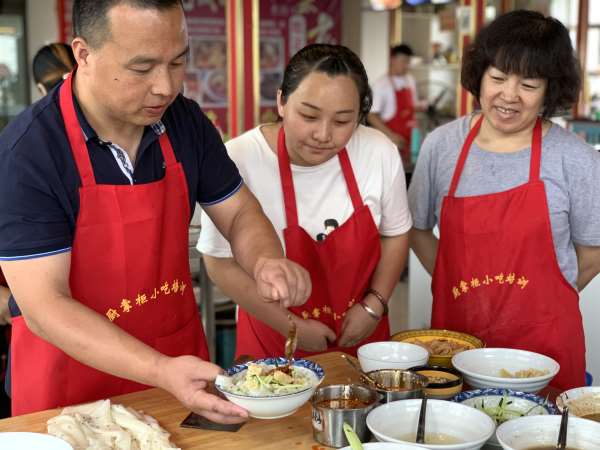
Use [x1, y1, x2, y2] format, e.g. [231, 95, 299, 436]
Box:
[357, 342, 429, 372]
[410, 365, 464, 400]
[451, 348, 559, 393]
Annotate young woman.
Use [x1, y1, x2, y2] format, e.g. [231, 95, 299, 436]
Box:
[198, 44, 412, 358]
[409, 10, 600, 390]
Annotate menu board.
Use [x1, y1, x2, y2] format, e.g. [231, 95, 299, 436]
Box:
[181, 0, 228, 137]
[259, 0, 341, 123]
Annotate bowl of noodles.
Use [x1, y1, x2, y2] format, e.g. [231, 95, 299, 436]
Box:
[391, 329, 484, 368]
[215, 357, 324, 419]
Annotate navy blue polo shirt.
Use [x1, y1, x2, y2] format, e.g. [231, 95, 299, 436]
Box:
[0, 81, 243, 261]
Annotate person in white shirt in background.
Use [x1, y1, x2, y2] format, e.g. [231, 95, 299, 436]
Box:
[368, 44, 428, 168]
[198, 44, 412, 360]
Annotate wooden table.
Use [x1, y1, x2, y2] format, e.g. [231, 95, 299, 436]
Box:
[0, 351, 357, 449]
[0, 351, 563, 449]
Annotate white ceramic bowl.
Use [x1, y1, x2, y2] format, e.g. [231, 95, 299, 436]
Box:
[341, 444, 424, 450]
[0, 433, 73, 450]
[366, 399, 496, 450]
[495, 414, 600, 449]
[215, 357, 324, 419]
[453, 388, 559, 448]
[358, 342, 429, 372]
[556, 386, 600, 420]
[451, 348, 559, 393]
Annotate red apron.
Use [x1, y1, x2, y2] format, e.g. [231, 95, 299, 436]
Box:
[235, 127, 388, 359]
[431, 116, 585, 390]
[385, 79, 416, 167]
[10, 73, 208, 415]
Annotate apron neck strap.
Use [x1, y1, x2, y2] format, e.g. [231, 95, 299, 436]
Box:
[59, 72, 178, 185]
[158, 132, 178, 167]
[448, 115, 543, 197]
[277, 127, 299, 227]
[337, 148, 363, 211]
[529, 118, 542, 182]
[276, 127, 363, 228]
[59, 72, 96, 187]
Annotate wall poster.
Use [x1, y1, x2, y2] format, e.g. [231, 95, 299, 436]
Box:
[58, 0, 228, 136]
[258, 0, 341, 123]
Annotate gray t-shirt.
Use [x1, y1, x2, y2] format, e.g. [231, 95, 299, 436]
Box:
[409, 115, 600, 287]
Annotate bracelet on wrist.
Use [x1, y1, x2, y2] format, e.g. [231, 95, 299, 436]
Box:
[366, 288, 389, 316]
[359, 301, 381, 321]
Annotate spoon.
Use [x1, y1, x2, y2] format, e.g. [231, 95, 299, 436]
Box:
[284, 314, 297, 368]
[343, 422, 364, 450]
[340, 354, 385, 390]
[556, 406, 569, 449]
[416, 395, 427, 444]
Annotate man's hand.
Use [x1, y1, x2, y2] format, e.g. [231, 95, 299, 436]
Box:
[296, 318, 336, 353]
[157, 355, 249, 424]
[337, 301, 381, 348]
[388, 132, 407, 150]
[253, 257, 311, 308]
[0, 286, 11, 325]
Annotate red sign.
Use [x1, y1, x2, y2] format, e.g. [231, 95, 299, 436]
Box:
[258, 0, 341, 123]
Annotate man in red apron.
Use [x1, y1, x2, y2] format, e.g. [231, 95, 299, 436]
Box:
[0, 0, 310, 418]
[368, 44, 426, 168]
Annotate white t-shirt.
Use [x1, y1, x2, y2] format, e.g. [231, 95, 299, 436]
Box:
[371, 74, 420, 121]
[197, 124, 412, 257]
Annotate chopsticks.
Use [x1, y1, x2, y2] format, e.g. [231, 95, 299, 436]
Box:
[557, 406, 568, 449]
[416, 395, 427, 444]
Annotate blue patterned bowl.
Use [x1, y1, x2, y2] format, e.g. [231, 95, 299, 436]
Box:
[452, 388, 558, 447]
[215, 357, 325, 419]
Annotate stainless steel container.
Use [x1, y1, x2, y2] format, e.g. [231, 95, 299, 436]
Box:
[311, 384, 379, 448]
[361, 369, 428, 403]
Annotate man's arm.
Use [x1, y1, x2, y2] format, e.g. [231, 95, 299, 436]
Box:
[204, 256, 336, 352]
[575, 244, 600, 291]
[367, 112, 405, 149]
[0, 285, 10, 325]
[1, 254, 248, 423]
[338, 233, 409, 347]
[203, 185, 311, 308]
[409, 227, 438, 275]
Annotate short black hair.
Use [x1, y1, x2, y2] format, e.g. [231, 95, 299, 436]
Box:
[461, 9, 581, 118]
[33, 43, 76, 92]
[279, 44, 372, 124]
[72, 0, 182, 49]
[390, 44, 413, 58]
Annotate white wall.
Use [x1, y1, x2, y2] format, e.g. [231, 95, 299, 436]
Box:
[26, 0, 60, 102]
[360, 10, 389, 84]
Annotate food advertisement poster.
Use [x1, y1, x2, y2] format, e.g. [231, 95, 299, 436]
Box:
[59, 0, 228, 136]
[59, 0, 341, 135]
[258, 0, 341, 123]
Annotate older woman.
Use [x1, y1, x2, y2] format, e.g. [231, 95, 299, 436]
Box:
[198, 44, 411, 359]
[409, 10, 600, 390]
